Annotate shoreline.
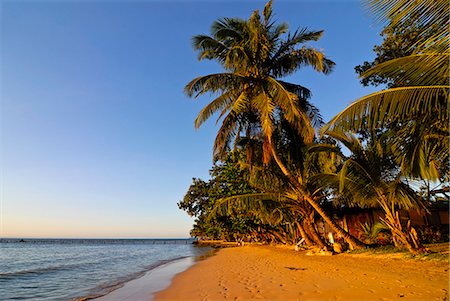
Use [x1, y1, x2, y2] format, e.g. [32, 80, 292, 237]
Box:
[90, 257, 196, 301]
[88, 247, 217, 301]
[153, 245, 449, 301]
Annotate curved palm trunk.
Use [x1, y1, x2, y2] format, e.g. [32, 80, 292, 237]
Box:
[296, 221, 316, 247]
[379, 197, 428, 255]
[303, 218, 327, 249]
[305, 195, 365, 250]
[268, 138, 365, 250]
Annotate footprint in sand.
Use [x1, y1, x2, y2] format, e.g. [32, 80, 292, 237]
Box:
[200, 293, 209, 301]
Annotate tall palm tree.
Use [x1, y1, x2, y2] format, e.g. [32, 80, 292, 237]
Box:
[322, 0, 449, 181]
[185, 1, 364, 250]
[314, 130, 428, 254]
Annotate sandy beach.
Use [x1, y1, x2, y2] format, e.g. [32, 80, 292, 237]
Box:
[153, 245, 449, 301]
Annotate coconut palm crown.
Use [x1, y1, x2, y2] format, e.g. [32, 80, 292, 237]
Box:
[185, 1, 367, 250]
[314, 129, 428, 254]
[322, 0, 449, 181]
[185, 0, 335, 162]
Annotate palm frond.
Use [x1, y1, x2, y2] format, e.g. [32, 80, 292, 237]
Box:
[308, 143, 345, 159]
[266, 77, 315, 143]
[195, 91, 236, 129]
[271, 47, 335, 77]
[323, 86, 449, 132]
[387, 180, 425, 210]
[230, 91, 252, 117]
[225, 45, 250, 71]
[185, 73, 246, 97]
[268, 23, 289, 42]
[364, 0, 449, 50]
[211, 18, 246, 42]
[361, 52, 450, 86]
[262, 0, 274, 25]
[245, 163, 289, 192]
[252, 90, 275, 140]
[390, 120, 446, 180]
[304, 102, 323, 129]
[371, 221, 390, 237]
[209, 192, 292, 225]
[278, 81, 311, 100]
[192, 35, 227, 62]
[272, 28, 324, 59]
[321, 130, 365, 157]
[213, 112, 238, 161]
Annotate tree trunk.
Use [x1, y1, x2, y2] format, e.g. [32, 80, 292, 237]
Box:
[268, 138, 365, 250]
[303, 219, 327, 249]
[296, 221, 316, 247]
[381, 208, 428, 255]
[306, 195, 365, 250]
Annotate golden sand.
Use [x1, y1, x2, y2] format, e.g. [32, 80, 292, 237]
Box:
[154, 245, 449, 301]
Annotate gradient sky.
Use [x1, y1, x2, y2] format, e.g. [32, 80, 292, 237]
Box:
[1, 0, 382, 238]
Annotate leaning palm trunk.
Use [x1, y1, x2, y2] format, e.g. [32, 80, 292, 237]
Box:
[378, 196, 427, 255]
[268, 137, 365, 250]
[296, 221, 316, 247]
[304, 195, 365, 250]
[303, 218, 326, 249]
[297, 204, 326, 248]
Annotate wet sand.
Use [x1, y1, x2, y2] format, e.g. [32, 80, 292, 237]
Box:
[93, 257, 195, 301]
[153, 245, 449, 301]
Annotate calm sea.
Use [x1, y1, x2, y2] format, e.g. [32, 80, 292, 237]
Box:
[0, 238, 209, 301]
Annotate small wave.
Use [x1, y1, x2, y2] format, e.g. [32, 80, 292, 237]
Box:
[71, 256, 189, 301]
[0, 262, 86, 279]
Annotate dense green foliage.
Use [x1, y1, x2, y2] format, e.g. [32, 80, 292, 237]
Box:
[180, 0, 448, 255]
[178, 154, 259, 240]
[354, 19, 435, 88]
[185, 0, 332, 162]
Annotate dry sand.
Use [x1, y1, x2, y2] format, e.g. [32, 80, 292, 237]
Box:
[153, 245, 449, 301]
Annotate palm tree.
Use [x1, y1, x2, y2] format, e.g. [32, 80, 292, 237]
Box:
[322, 0, 449, 181]
[314, 129, 428, 254]
[185, 1, 364, 250]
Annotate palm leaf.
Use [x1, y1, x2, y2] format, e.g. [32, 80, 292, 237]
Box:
[272, 47, 335, 77]
[272, 28, 324, 59]
[209, 193, 292, 225]
[185, 73, 246, 97]
[361, 52, 450, 86]
[266, 77, 315, 143]
[195, 91, 236, 129]
[252, 90, 275, 140]
[213, 112, 238, 160]
[192, 35, 228, 62]
[322, 86, 449, 132]
[386, 180, 425, 210]
[211, 18, 246, 42]
[278, 80, 311, 100]
[364, 0, 449, 51]
[308, 143, 345, 160]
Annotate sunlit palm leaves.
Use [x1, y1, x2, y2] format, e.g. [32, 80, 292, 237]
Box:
[210, 193, 291, 225]
[315, 129, 427, 253]
[323, 86, 448, 132]
[185, 0, 334, 162]
[323, 0, 449, 182]
[364, 0, 449, 50]
[363, 53, 449, 86]
[186, 1, 368, 250]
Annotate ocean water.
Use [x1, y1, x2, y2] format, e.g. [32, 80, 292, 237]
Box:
[0, 238, 209, 301]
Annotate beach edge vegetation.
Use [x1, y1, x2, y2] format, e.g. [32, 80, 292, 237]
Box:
[180, 0, 449, 255]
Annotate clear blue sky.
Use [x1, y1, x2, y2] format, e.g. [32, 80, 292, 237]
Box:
[1, 0, 381, 238]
